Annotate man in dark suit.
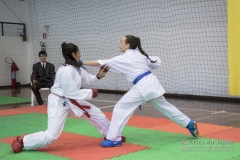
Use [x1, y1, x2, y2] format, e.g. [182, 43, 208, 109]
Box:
[30, 51, 55, 105]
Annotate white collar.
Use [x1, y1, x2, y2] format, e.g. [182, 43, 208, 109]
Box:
[124, 49, 138, 54]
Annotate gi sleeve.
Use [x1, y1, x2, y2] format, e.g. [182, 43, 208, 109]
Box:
[97, 55, 127, 73]
[80, 68, 99, 85]
[60, 69, 93, 100]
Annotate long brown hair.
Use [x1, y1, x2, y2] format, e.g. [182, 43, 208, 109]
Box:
[125, 35, 157, 63]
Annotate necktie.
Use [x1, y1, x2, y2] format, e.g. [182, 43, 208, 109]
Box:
[42, 64, 46, 76]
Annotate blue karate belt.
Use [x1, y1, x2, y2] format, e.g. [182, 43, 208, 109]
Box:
[133, 71, 151, 85]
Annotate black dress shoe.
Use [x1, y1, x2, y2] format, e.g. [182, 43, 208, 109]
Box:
[38, 100, 44, 105]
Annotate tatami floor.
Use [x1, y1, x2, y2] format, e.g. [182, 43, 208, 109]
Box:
[0, 86, 239, 128]
[1, 86, 240, 160]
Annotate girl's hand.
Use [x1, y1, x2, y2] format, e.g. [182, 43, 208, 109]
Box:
[96, 65, 109, 79]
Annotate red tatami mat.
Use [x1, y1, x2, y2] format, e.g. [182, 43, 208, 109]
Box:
[1, 132, 147, 160]
[0, 105, 47, 116]
[204, 128, 240, 142]
[149, 123, 233, 136]
[105, 112, 172, 128]
[0, 108, 29, 116]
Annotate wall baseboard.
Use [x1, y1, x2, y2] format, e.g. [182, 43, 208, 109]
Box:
[0, 87, 239, 103]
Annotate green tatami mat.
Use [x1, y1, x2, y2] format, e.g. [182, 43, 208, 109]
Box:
[0, 96, 31, 105]
[0, 113, 239, 160]
[0, 113, 47, 138]
[115, 128, 240, 160]
[0, 143, 69, 160]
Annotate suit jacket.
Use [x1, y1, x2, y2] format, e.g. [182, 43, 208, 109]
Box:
[30, 62, 56, 83]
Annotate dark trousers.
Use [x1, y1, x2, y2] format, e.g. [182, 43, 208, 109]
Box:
[31, 81, 53, 105]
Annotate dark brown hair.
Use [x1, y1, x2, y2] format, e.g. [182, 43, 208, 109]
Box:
[38, 51, 47, 57]
[125, 35, 156, 63]
[61, 42, 81, 67]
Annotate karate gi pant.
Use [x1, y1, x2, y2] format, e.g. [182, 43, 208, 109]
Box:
[106, 86, 191, 141]
[23, 94, 110, 150]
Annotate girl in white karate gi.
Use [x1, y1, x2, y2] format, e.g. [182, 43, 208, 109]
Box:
[84, 35, 199, 147]
[11, 42, 110, 153]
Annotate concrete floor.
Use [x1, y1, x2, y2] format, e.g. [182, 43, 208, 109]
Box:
[0, 87, 239, 128]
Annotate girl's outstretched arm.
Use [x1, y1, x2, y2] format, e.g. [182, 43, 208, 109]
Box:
[83, 60, 100, 66]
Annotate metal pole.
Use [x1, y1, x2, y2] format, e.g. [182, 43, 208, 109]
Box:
[1, 23, 4, 36]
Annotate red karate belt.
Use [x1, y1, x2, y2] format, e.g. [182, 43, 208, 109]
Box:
[52, 92, 91, 118]
[69, 99, 91, 118]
